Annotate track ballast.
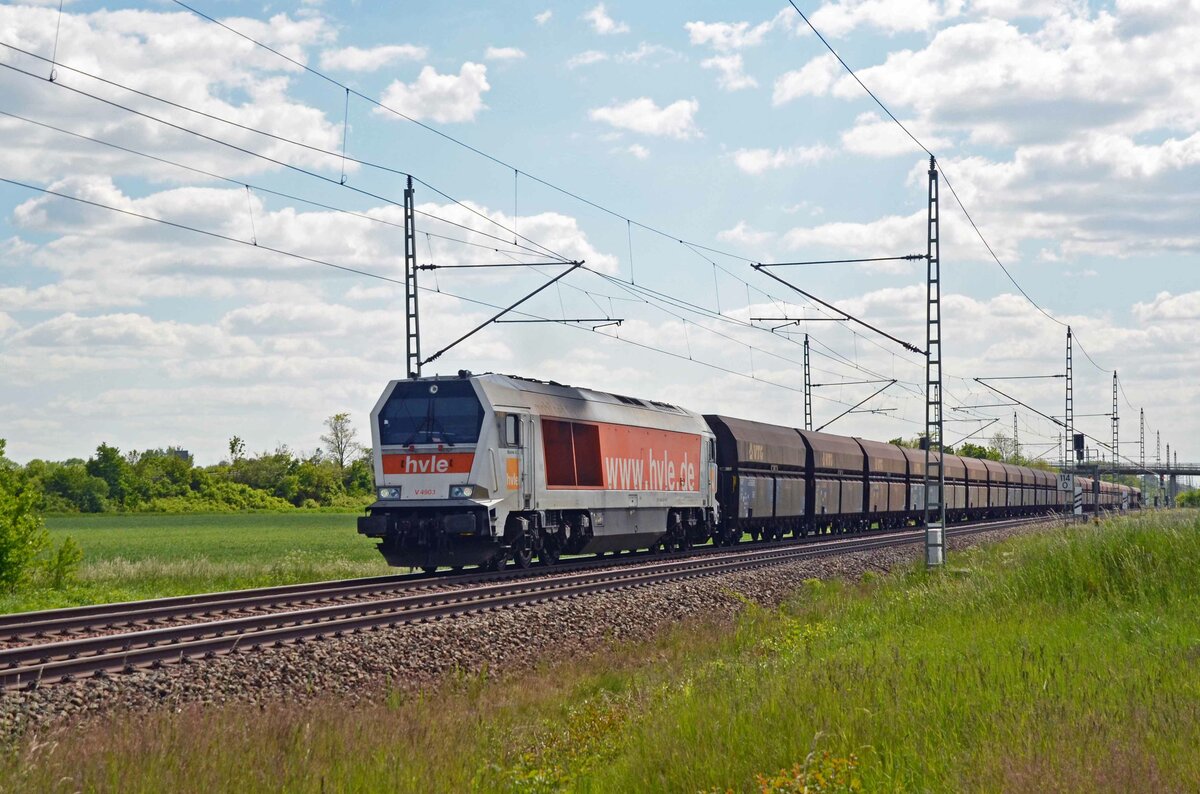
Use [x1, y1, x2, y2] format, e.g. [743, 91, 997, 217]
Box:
[0, 516, 1058, 689]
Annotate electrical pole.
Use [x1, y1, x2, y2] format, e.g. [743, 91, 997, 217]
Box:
[803, 334, 812, 432]
[1167, 443, 1172, 507]
[1111, 371, 1119, 481]
[1139, 408, 1145, 496]
[923, 156, 945, 568]
[1065, 326, 1073, 468]
[1013, 411, 1019, 462]
[404, 175, 421, 379]
[1157, 431, 1163, 508]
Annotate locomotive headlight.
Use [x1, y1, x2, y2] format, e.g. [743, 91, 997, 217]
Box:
[377, 487, 401, 500]
[450, 484, 488, 499]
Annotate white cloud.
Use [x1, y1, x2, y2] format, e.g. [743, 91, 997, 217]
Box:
[485, 46, 526, 61]
[377, 63, 490, 123]
[717, 221, 773, 247]
[701, 54, 757, 91]
[626, 144, 650, 160]
[589, 98, 701, 140]
[684, 10, 793, 51]
[772, 53, 843, 106]
[841, 112, 952, 157]
[568, 50, 609, 68]
[615, 42, 681, 64]
[730, 144, 832, 174]
[534, 9, 553, 25]
[584, 3, 630, 35]
[809, 0, 961, 37]
[1133, 291, 1200, 322]
[319, 44, 426, 71]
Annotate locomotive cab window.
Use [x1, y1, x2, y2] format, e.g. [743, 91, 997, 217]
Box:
[503, 414, 521, 447]
[379, 379, 484, 446]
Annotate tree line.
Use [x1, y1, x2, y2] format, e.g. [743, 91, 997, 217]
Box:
[1, 413, 376, 515]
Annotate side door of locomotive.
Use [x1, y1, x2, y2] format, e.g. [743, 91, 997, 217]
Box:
[502, 411, 535, 510]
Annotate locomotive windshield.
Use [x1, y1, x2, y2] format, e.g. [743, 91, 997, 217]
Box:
[379, 380, 484, 446]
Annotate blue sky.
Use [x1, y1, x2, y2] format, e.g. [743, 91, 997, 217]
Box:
[0, 0, 1196, 468]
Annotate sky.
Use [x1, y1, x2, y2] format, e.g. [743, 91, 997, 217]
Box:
[0, 0, 1197, 468]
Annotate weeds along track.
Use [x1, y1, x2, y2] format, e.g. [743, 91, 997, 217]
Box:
[0, 517, 1046, 690]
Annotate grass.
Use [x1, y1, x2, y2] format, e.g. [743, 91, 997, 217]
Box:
[5, 510, 1200, 792]
[0, 512, 388, 614]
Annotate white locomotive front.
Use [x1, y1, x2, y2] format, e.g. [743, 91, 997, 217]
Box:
[357, 372, 718, 570]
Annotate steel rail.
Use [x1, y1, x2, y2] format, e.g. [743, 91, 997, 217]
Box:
[0, 517, 1043, 690]
[0, 515, 1028, 642]
[0, 530, 897, 641]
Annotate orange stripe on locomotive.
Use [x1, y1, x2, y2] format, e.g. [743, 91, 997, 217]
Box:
[540, 417, 702, 492]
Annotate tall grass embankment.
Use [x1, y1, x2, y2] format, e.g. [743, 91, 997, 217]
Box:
[4, 511, 1199, 792]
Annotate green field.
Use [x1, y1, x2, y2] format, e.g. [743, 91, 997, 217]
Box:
[0, 512, 389, 614]
[6, 511, 1199, 792]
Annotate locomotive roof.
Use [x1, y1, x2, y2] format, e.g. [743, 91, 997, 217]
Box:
[472, 373, 688, 413]
[463, 373, 710, 435]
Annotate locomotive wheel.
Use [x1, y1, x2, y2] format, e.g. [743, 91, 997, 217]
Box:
[539, 542, 561, 565]
[511, 535, 534, 568]
[421, 565, 438, 575]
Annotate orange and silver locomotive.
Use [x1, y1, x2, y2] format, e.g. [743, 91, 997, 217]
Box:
[357, 372, 718, 571]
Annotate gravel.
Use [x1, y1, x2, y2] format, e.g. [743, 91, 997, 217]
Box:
[0, 520, 1053, 740]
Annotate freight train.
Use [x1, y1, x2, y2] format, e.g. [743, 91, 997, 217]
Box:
[357, 373, 1140, 570]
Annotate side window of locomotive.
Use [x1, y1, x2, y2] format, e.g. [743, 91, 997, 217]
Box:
[504, 414, 521, 447]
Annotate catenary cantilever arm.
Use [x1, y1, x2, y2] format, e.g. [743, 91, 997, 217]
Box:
[421, 261, 583, 365]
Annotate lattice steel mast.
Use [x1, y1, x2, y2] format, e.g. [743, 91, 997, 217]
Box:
[1140, 408, 1145, 469]
[923, 156, 945, 568]
[1013, 411, 1019, 462]
[1065, 326, 1074, 466]
[803, 334, 813, 431]
[404, 175, 421, 379]
[1112, 371, 1119, 475]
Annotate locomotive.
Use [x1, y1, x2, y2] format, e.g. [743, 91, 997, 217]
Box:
[357, 373, 1140, 570]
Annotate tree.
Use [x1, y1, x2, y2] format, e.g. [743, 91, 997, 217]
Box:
[228, 436, 246, 462]
[957, 442, 1001, 461]
[990, 432, 1019, 464]
[86, 442, 130, 505]
[0, 439, 50, 591]
[44, 463, 109, 513]
[321, 413, 360, 471]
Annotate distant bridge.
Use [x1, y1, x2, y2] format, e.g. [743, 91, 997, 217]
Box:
[1063, 464, 1200, 477]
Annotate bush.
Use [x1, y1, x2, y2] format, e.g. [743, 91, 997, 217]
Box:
[0, 439, 51, 591]
[45, 536, 83, 590]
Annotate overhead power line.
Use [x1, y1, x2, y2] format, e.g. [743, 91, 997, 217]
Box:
[0, 44, 571, 264]
[784, 0, 1113, 375]
[169, 0, 760, 268]
[2, 174, 882, 410]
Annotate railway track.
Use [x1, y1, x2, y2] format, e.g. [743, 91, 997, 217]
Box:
[0, 516, 1049, 690]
